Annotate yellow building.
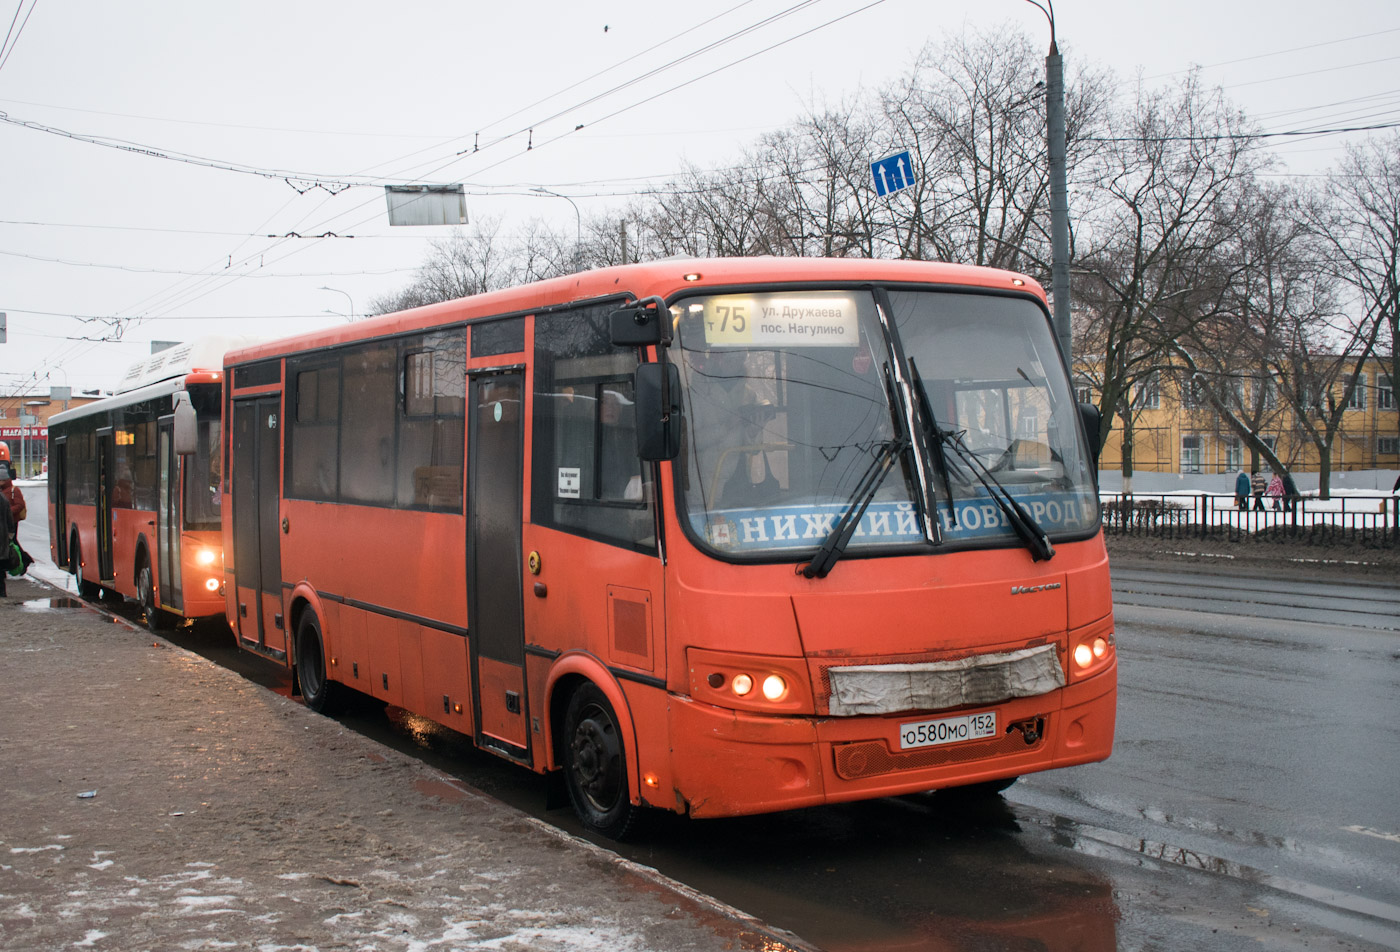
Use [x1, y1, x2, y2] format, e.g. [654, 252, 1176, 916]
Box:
[1075, 358, 1398, 475]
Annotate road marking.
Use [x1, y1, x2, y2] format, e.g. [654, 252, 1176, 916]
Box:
[1344, 825, 1400, 845]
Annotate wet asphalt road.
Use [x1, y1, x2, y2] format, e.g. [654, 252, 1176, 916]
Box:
[17, 511, 1400, 950]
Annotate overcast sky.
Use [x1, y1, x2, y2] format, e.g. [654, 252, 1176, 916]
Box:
[2, 0, 1397, 395]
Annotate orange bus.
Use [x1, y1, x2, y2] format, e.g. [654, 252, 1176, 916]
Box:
[48, 338, 246, 631]
[221, 257, 1115, 837]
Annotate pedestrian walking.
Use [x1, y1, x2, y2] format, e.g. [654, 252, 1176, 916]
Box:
[1234, 469, 1250, 509]
[1282, 472, 1300, 515]
[1266, 473, 1284, 511]
[1250, 470, 1266, 511]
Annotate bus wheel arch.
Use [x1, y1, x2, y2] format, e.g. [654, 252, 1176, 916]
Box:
[293, 605, 347, 715]
[545, 658, 644, 839]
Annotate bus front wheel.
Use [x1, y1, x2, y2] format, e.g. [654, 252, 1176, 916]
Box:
[295, 612, 346, 715]
[70, 537, 100, 601]
[137, 559, 175, 632]
[562, 683, 641, 840]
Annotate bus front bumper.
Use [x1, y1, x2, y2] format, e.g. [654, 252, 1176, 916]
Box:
[666, 665, 1116, 819]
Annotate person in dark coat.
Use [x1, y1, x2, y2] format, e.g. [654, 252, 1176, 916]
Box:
[1234, 470, 1250, 509]
[0, 460, 32, 574]
[0, 487, 13, 598]
[1282, 472, 1300, 514]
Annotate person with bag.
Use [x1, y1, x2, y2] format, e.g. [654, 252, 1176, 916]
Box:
[0, 460, 33, 575]
[0, 485, 14, 597]
[1234, 469, 1250, 509]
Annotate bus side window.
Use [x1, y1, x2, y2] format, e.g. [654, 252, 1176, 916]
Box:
[532, 304, 655, 554]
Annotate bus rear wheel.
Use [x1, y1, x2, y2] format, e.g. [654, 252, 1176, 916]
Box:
[295, 612, 346, 715]
[562, 683, 641, 840]
[137, 559, 175, 632]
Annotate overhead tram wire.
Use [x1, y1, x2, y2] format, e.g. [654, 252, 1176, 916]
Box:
[128, 0, 898, 322]
[71, 1, 862, 329]
[0, 0, 39, 75]
[330, 0, 812, 184]
[274, 0, 896, 243]
[461, 0, 834, 156]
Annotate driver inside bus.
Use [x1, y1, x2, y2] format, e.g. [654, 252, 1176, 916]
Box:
[683, 346, 778, 510]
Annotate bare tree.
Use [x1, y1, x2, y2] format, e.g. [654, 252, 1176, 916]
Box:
[1310, 133, 1400, 445]
[1074, 71, 1260, 490]
[368, 219, 522, 314]
[1171, 182, 1316, 479]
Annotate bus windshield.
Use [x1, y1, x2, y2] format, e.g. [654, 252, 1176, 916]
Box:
[673, 287, 1098, 560]
[184, 383, 223, 532]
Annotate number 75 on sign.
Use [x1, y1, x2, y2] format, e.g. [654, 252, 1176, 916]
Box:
[871, 150, 914, 197]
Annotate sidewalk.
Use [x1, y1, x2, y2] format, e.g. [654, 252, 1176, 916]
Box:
[0, 573, 805, 952]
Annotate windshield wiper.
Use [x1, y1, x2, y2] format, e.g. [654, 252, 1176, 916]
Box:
[907, 358, 961, 529]
[799, 436, 909, 579]
[906, 361, 1053, 562]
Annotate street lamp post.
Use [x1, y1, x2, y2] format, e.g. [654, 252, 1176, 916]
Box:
[532, 187, 583, 273]
[319, 286, 355, 322]
[1024, 0, 1072, 365]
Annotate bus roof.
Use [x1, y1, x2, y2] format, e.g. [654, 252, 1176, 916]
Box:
[49, 336, 257, 428]
[117, 335, 262, 394]
[224, 257, 1044, 367]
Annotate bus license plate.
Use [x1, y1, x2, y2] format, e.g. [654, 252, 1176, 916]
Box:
[899, 712, 997, 750]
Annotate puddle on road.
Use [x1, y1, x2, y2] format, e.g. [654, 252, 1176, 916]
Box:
[1036, 812, 1400, 948]
[19, 597, 92, 612]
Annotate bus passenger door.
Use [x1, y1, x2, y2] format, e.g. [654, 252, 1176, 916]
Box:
[232, 396, 287, 658]
[96, 427, 115, 582]
[51, 438, 67, 569]
[157, 420, 182, 610]
[467, 371, 529, 759]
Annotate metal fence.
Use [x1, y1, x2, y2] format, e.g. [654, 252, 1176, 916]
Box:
[1099, 493, 1400, 547]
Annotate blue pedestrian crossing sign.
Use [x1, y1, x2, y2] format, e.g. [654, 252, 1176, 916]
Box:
[871, 150, 914, 197]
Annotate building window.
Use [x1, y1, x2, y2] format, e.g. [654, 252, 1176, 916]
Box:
[1378, 375, 1394, 411]
[1379, 437, 1399, 456]
[1180, 434, 1203, 473]
[1254, 377, 1275, 409]
[1224, 436, 1242, 471]
[1347, 373, 1367, 410]
[1180, 375, 1201, 409]
[1132, 373, 1160, 410]
[1259, 435, 1278, 454]
[1076, 384, 1093, 405]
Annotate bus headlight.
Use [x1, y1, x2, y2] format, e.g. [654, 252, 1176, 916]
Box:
[1070, 628, 1115, 679]
[195, 548, 218, 567]
[761, 675, 787, 701]
[688, 648, 813, 714]
[204, 578, 221, 592]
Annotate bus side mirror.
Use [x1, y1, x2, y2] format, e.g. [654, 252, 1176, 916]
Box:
[610, 296, 672, 347]
[1078, 402, 1101, 470]
[173, 391, 198, 456]
[634, 363, 681, 461]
